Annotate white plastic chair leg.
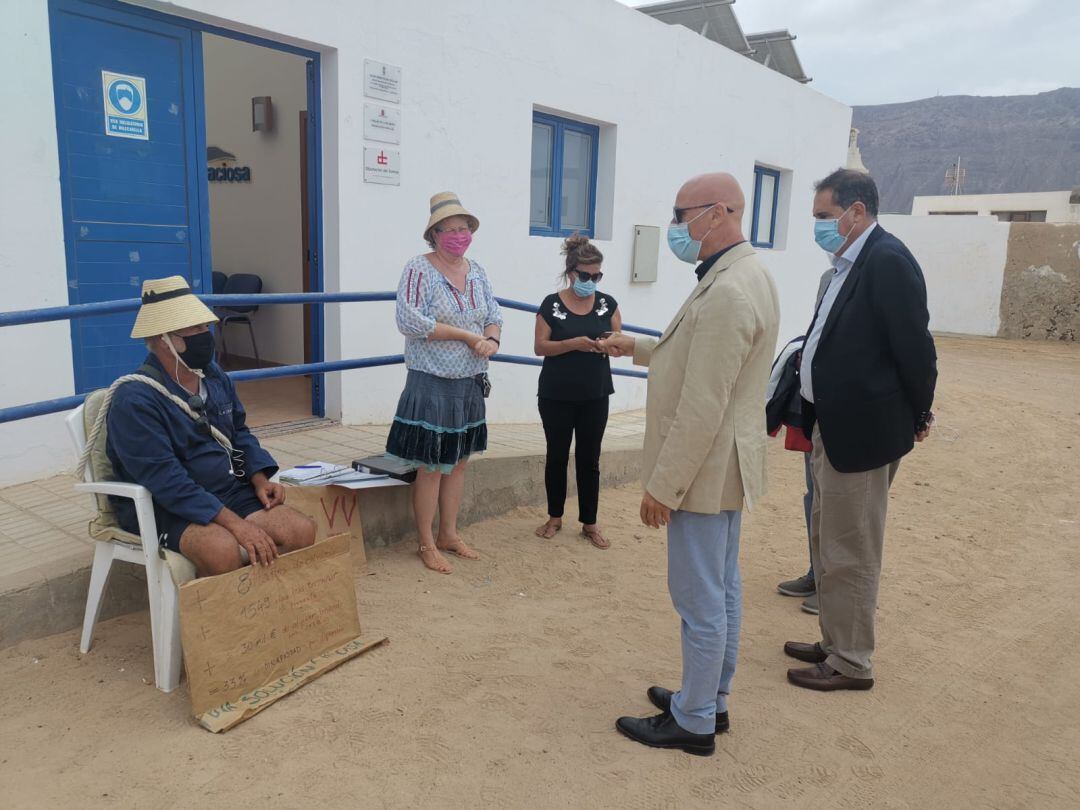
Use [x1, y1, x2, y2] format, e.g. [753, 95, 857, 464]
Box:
[156, 575, 183, 692]
[80, 542, 116, 653]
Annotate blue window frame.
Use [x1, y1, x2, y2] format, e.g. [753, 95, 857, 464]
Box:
[530, 112, 599, 238]
[750, 166, 782, 248]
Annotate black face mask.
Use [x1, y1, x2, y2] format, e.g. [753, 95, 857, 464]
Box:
[176, 331, 215, 370]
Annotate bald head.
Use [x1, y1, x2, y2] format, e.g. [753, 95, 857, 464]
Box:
[672, 172, 746, 259]
[678, 172, 745, 216]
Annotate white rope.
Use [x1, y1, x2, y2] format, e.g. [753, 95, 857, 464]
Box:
[72, 373, 235, 479]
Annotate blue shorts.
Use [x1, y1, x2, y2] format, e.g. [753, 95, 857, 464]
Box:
[143, 486, 265, 553]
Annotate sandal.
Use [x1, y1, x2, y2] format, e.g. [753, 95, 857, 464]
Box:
[535, 518, 563, 539]
[436, 538, 480, 560]
[418, 545, 453, 574]
[582, 525, 610, 550]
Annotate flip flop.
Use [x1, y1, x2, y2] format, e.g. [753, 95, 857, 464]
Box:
[436, 541, 480, 560]
[535, 520, 563, 539]
[582, 527, 610, 550]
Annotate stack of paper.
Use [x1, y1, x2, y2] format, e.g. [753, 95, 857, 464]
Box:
[278, 461, 401, 490]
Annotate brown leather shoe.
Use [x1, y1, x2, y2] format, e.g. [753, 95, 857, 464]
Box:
[787, 662, 874, 691]
[783, 641, 828, 663]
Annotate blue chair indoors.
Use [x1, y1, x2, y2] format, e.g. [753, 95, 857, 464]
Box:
[218, 272, 263, 365]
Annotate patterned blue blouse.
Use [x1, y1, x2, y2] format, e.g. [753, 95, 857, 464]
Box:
[395, 254, 503, 379]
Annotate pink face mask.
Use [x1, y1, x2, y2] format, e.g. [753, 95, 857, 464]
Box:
[435, 229, 472, 257]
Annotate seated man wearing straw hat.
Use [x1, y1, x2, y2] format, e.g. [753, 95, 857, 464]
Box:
[105, 276, 315, 577]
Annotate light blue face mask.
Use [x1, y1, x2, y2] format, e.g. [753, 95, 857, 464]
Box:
[667, 205, 716, 264]
[813, 205, 854, 253]
[572, 277, 597, 297]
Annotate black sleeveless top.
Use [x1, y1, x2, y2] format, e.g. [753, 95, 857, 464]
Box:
[537, 291, 617, 401]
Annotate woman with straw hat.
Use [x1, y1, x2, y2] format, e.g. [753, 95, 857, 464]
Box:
[387, 192, 503, 573]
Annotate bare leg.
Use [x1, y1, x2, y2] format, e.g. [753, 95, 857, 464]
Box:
[247, 505, 316, 552]
[178, 523, 245, 577]
[414, 467, 452, 573]
[436, 461, 479, 559]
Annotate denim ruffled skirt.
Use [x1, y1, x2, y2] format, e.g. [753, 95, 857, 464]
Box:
[385, 369, 487, 474]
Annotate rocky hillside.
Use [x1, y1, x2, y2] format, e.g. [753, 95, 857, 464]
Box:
[852, 87, 1080, 213]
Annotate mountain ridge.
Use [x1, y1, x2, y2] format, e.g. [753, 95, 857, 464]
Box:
[851, 87, 1080, 213]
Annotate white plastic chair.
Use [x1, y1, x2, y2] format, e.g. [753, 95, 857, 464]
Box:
[66, 401, 185, 693]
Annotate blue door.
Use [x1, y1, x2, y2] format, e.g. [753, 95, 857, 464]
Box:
[49, 0, 209, 392]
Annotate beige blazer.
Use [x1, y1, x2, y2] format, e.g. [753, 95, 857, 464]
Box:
[633, 242, 780, 513]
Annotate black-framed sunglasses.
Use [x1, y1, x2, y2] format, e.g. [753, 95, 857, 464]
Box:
[187, 394, 211, 436]
[576, 268, 603, 282]
[672, 202, 736, 224]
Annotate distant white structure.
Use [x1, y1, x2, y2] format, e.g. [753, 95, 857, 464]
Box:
[911, 190, 1080, 222]
[846, 128, 869, 173]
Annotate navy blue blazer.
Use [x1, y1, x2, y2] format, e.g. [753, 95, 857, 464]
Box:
[802, 226, 938, 473]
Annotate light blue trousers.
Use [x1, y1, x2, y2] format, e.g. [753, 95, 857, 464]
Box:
[667, 509, 742, 736]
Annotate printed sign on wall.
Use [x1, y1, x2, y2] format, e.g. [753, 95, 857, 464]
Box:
[102, 71, 149, 140]
[363, 103, 401, 144]
[363, 60, 402, 103]
[363, 147, 401, 185]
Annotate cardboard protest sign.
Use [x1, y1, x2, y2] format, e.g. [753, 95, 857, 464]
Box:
[285, 485, 367, 567]
[179, 534, 386, 732]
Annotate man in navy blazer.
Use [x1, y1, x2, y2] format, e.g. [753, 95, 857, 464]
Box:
[785, 169, 937, 691]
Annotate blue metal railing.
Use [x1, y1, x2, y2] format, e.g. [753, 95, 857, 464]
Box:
[0, 291, 657, 424]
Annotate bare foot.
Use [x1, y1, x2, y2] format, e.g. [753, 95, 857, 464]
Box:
[418, 544, 453, 573]
[582, 524, 610, 550]
[535, 518, 563, 539]
[436, 534, 480, 560]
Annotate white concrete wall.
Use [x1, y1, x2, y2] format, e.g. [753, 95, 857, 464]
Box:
[203, 34, 309, 366]
[1, 0, 853, 485]
[0, 2, 78, 486]
[912, 191, 1080, 223]
[880, 214, 1010, 337]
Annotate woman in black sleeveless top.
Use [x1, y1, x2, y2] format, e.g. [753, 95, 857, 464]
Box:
[533, 236, 622, 549]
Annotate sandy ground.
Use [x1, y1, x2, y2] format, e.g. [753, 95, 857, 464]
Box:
[2, 335, 1079, 809]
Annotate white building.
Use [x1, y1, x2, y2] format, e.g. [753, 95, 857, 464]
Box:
[911, 190, 1080, 222]
[0, 0, 851, 486]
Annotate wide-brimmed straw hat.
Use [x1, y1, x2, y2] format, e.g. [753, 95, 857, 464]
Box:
[423, 191, 479, 241]
[130, 276, 218, 339]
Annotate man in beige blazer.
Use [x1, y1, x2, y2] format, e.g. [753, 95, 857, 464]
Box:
[601, 173, 780, 756]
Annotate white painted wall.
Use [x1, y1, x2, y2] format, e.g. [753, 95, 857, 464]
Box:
[912, 191, 1080, 223]
[203, 34, 309, 366]
[1, 0, 853, 485]
[880, 214, 1010, 337]
[0, 2, 78, 486]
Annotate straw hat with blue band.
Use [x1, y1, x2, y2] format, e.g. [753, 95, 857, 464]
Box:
[130, 275, 218, 339]
[423, 191, 479, 242]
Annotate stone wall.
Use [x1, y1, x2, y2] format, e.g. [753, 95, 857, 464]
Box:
[999, 223, 1080, 341]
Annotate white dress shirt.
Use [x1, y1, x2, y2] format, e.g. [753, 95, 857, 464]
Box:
[800, 222, 877, 403]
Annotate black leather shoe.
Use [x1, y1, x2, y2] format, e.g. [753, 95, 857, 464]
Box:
[783, 640, 828, 663]
[646, 686, 730, 734]
[615, 711, 715, 756]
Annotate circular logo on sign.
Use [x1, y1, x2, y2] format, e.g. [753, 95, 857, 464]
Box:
[108, 79, 142, 115]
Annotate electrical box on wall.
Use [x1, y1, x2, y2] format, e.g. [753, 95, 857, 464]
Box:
[631, 225, 660, 283]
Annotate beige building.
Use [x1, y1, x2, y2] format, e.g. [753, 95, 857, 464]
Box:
[911, 189, 1080, 222]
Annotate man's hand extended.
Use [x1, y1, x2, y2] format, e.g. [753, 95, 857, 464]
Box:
[640, 491, 672, 529]
[251, 471, 286, 509]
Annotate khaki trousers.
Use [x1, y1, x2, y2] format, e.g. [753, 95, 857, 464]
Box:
[809, 426, 900, 679]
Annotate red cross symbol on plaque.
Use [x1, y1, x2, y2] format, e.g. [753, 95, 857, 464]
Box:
[377, 151, 389, 166]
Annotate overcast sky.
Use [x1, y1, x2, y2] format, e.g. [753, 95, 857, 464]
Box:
[618, 0, 1080, 106]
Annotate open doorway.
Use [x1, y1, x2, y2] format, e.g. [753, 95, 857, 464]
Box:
[202, 34, 316, 428]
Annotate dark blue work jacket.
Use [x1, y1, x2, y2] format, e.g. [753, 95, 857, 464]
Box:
[105, 354, 277, 528]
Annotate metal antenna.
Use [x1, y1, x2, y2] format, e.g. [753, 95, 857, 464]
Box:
[944, 155, 966, 195]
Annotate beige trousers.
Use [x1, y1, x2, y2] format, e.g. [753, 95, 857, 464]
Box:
[809, 425, 900, 679]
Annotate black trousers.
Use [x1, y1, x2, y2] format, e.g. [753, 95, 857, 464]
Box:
[538, 396, 609, 525]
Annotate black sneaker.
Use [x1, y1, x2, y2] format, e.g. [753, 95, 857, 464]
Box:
[777, 573, 815, 597]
